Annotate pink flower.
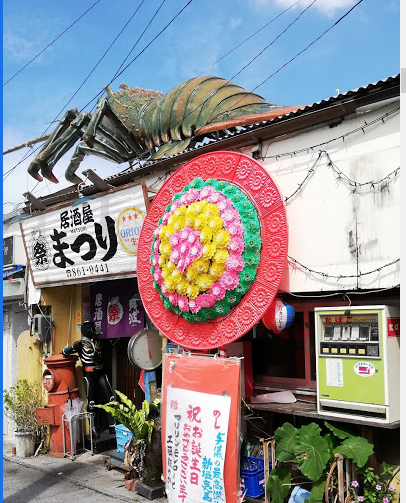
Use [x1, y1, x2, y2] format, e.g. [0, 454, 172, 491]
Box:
[169, 234, 180, 247]
[389, 487, 396, 493]
[196, 294, 215, 309]
[177, 296, 189, 312]
[152, 253, 160, 267]
[188, 299, 200, 313]
[200, 186, 215, 199]
[216, 195, 231, 211]
[209, 282, 226, 301]
[225, 253, 245, 273]
[228, 236, 245, 254]
[357, 497, 363, 502]
[161, 213, 170, 225]
[207, 191, 221, 203]
[168, 292, 178, 306]
[228, 221, 244, 237]
[375, 485, 382, 491]
[352, 482, 359, 488]
[383, 498, 389, 503]
[219, 271, 239, 290]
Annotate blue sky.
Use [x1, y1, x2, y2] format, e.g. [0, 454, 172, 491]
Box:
[3, 0, 400, 214]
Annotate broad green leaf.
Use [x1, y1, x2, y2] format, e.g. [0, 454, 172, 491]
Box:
[266, 465, 291, 503]
[306, 475, 326, 503]
[324, 421, 357, 440]
[298, 423, 322, 439]
[143, 400, 150, 419]
[324, 434, 337, 458]
[334, 436, 374, 467]
[297, 435, 331, 481]
[275, 422, 300, 462]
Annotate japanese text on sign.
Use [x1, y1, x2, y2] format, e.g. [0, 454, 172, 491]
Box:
[165, 388, 231, 503]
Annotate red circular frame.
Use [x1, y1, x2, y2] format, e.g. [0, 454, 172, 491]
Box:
[136, 151, 288, 349]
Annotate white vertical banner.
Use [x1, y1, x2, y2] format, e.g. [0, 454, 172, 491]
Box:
[165, 387, 231, 503]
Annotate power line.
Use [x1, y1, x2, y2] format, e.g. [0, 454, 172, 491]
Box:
[3, 0, 149, 180]
[197, 0, 304, 77]
[3, 0, 102, 87]
[206, 0, 364, 125]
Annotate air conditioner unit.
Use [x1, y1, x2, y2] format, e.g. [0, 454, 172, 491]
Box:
[3, 235, 26, 268]
[32, 314, 52, 342]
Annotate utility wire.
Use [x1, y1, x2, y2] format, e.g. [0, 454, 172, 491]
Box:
[210, 0, 365, 123]
[80, 0, 194, 112]
[3, 0, 148, 180]
[197, 0, 303, 77]
[4, 0, 194, 179]
[3, 0, 102, 87]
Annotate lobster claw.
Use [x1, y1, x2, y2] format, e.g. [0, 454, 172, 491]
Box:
[27, 161, 43, 182]
[38, 161, 59, 184]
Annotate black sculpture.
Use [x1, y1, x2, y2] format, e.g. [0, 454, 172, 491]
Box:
[62, 320, 115, 437]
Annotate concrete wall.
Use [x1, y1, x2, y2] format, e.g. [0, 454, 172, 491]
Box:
[240, 98, 400, 293]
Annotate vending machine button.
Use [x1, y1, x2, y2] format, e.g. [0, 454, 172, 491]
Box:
[349, 348, 356, 355]
[340, 348, 347, 354]
[322, 348, 329, 354]
[358, 348, 366, 355]
[331, 348, 338, 354]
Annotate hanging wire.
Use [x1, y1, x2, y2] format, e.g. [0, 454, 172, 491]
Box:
[263, 107, 400, 159]
[3, 0, 103, 87]
[287, 256, 399, 280]
[197, 0, 303, 78]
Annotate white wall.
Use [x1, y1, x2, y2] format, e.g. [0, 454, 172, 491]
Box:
[240, 98, 400, 293]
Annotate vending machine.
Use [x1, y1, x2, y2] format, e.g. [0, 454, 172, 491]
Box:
[315, 305, 400, 424]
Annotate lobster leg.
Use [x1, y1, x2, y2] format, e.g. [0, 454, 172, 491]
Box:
[36, 112, 91, 183]
[65, 138, 127, 184]
[27, 109, 79, 182]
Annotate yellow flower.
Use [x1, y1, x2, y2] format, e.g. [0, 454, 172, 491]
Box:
[185, 267, 198, 283]
[172, 216, 185, 231]
[164, 277, 176, 292]
[204, 203, 220, 219]
[159, 242, 171, 258]
[174, 207, 186, 217]
[212, 249, 229, 264]
[193, 214, 208, 231]
[166, 260, 176, 272]
[202, 243, 217, 259]
[158, 255, 166, 267]
[208, 216, 223, 232]
[209, 263, 225, 280]
[175, 279, 189, 295]
[186, 284, 200, 299]
[192, 258, 210, 274]
[184, 213, 196, 227]
[213, 229, 231, 248]
[170, 269, 182, 282]
[190, 201, 207, 213]
[196, 274, 214, 291]
[199, 226, 213, 243]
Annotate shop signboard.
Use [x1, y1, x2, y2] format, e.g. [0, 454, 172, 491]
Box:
[90, 279, 145, 338]
[162, 354, 241, 503]
[20, 185, 146, 287]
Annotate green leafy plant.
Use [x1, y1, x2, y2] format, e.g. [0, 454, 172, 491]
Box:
[348, 463, 398, 503]
[95, 390, 159, 443]
[266, 421, 374, 503]
[3, 379, 43, 433]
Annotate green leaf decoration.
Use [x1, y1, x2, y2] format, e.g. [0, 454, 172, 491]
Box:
[296, 434, 331, 481]
[334, 436, 374, 467]
[275, 423, 300, 462]
[266, 465, 291, 503]
[324, 421, 357, 440]
[306, 475, 327, 503]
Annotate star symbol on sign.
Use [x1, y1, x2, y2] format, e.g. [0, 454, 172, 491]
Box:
[133, 213, 138, 219]
[128, 214, 132, 220]
[122, 216, 126, 221]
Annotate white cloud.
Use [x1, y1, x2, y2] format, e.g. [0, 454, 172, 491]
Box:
[230, 16, 243, 29]
[252, 0, 358, 16]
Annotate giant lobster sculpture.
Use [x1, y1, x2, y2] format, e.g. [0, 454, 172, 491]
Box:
[28, 76, 300, 185]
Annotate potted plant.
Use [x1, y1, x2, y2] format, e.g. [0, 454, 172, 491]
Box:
[3, 379, 43, 457]
[96, 391, 163, 490]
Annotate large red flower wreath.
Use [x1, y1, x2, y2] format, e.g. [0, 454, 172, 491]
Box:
[136, 151, 288, 349]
